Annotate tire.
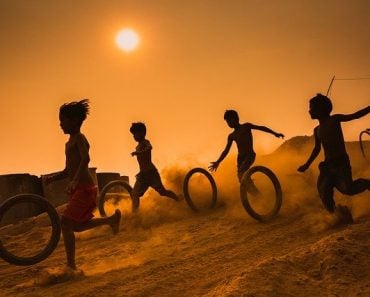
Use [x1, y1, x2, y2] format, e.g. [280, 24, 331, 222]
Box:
[359, 129, 370, 160]
[240, 166, 282, 222]
[98, 180, 135, 217]
[0, 194, 61, 266]
[183, 168, 217, 212]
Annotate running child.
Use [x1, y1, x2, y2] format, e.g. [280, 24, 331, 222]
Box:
[45, 99, 121, 270]
[209, 110, 284, 191]
[130, 122, 180, 210]
[298, 93, 370, 219]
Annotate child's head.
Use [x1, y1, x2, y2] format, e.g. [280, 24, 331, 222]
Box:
[309, 93, 332, 119]
[130, 122, 146, 141]
[59, 99, 90, 134]
[224, 109, 239, 128]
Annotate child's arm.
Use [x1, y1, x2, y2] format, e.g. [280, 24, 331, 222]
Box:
[298, 128, 321, 172]
[334, 106, 370, 122]
[44, 169, 68, 185]
[250, 124, 284, 139]
[131, 141, 152, 156]
[209, 136, 232, 172]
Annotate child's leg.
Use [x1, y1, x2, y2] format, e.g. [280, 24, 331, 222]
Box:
[61, 216, 77, 270]
[317, 171, 335, 213]
[150, 170, 179, 201]
[157, 188, 179, 201]
[329, 157, 369, 195]
[237, 154, 259, 195]
[72, 210, 121, 234]
[238, 170, 260, 195]
[131, 178, 148, 211]
[337, 178, 370, 195]
[61, 210, 121, 269]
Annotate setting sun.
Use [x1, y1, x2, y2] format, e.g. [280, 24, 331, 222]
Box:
[115, 29, 140, 52]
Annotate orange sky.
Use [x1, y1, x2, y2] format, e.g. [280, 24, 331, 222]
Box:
[0, 0, 369, 179]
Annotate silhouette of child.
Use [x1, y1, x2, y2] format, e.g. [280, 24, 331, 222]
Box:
[298, 93, 370, 220]
[209, 110, 284, 191]
[45, 99, 121, 270]
[130, 122, 180, 209]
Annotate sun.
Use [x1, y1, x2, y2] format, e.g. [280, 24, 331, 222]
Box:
[115, 29, 140, 52]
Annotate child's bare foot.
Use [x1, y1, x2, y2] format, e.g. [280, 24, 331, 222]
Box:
[335, 205, 354, 225]
[111, 209, 121, 234]
[36, 266, 84, 286]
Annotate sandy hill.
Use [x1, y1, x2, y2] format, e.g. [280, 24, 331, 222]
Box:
[0, 137, 369, 297]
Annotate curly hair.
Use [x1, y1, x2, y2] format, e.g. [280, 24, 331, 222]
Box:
[130, 122, 146, 135]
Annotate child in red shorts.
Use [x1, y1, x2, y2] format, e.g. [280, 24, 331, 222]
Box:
[45, 99, 121, 270]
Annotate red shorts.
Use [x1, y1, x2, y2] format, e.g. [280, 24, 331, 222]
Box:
[63, 184, 97, 223]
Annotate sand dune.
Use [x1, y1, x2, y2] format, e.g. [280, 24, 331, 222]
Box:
[0, 137, 369, 297]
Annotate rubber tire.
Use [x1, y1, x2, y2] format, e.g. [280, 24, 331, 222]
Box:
[183, 168, 217, 212]
[0, 194, 61, 266]
[98, 180, 135, 217]
[240, 166, 282, 222]
[359, 130, 370, 160]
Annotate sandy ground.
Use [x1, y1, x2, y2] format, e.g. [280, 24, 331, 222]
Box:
[0, 139, 369, 297]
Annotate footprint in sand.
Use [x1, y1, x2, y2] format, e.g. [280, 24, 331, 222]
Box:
[35, 267, 85, 286]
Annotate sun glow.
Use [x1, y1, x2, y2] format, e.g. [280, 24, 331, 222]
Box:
[115, 29, 140, 52]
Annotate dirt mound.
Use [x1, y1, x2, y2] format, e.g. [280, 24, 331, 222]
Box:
[205, 221, 370, 297]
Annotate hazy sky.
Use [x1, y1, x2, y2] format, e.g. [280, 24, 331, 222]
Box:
[0, 0, 369, 179]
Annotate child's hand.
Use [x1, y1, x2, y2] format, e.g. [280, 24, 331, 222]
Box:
[297, 164, 309, 172]
[131, 151, 137, 156]
[208, 161, 219, 172]
[275, 133, 285, 139]
[66, 180, 78, 194]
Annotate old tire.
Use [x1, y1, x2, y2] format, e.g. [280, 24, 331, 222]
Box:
[98, 180, 136, 216]
[0, 194, 61, 266]
[183, 168, 217, 212]
[240, 166, 282, 222]
[359, 129, 370, 160]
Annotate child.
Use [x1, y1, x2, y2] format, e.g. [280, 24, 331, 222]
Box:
[209, 110, 284, 190]
[130, 122, 179, 210]
[298, 93, 370, 219]
[45, 99, 121, 270]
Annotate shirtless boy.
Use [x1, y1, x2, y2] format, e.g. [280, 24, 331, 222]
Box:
[45, 99, 121, 270]
[209, 110, 284, 190]
[130, 122, 180, 210]
[298, 94, 370, 217]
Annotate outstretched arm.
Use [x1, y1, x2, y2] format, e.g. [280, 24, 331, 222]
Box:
[334, 105, 370, 122]
[208, 136, 232, 172]
[250, 124, 284, 139]
[298, 128, 321, 172]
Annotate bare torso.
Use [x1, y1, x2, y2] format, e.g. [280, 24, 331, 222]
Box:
[229, 123, 254, 157]
[65, 133, 94, 184]
[316, 116, 347, 161]
[136, 139, 156, 172]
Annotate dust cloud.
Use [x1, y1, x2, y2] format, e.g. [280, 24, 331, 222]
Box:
[1, 138, 369, 296]
[95, 137, 369, 235]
